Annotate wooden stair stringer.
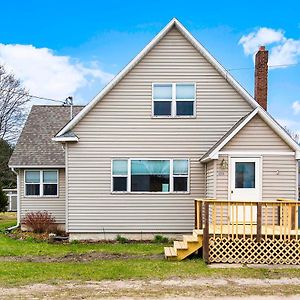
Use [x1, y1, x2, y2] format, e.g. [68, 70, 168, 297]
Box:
[164, 229, 203, 261]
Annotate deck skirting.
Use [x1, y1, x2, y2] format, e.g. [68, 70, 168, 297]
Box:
[209, 237, 300, 265]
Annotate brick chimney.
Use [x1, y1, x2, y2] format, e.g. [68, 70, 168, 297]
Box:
[254, 46, 268, 110]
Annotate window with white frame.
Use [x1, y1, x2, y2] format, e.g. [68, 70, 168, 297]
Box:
[153, 83, 195, 117]
[25, 170, 58, 197]
[112, 159, 189, 193]
[112, 160, 128, 192]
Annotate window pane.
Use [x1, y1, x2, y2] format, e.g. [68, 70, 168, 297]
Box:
[176, 84, 195, 99]
[174, 177, 188, 192]
[173, 160, 188, 175]
[131, 175, 169, 192]
[43, 171, 57, 183]
[176, 101, 194, 116]
[153, 84, 172, 99]
[131, 160, 170, 175]
[235, 162, 255, 188]
[113, 160, 128, 175]
[26, 184, 40, 196]
[25, 171, 40, 183]
[154, 101, 171, 116]
[113, 177, 127, 192]
[43, 184, 58, 196]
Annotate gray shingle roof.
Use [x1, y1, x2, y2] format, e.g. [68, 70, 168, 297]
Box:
[200, 110, 255, 162]
[9, 105, 84, 167]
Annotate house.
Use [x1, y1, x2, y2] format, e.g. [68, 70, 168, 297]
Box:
[9, 19, 300, 263]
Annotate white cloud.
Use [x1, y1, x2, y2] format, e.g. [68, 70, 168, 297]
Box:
[0, 44, 114, 103]
[239, 27, 300, 68]
[292, 101, 300, 115]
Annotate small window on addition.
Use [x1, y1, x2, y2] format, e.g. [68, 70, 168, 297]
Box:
[112, 160, 128, 192]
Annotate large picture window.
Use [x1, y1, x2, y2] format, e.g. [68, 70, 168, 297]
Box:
[112, 159, 189, 193]
[153, 83, 195, 117]
[25, 170, 58, 197]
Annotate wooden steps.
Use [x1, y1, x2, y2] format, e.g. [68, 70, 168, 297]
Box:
[164, 229, 203, 261]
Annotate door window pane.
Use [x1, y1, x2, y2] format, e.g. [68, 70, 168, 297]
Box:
[176, 84, 195, 99]
[235, 162, 255, 188]
[154, 101, 172, 116]
[153, 84, 172, 99]
[113, 160, 128, 175]
[176, 101, 194, 116]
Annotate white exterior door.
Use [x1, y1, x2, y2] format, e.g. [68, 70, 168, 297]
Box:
[230, 157, 261, 224]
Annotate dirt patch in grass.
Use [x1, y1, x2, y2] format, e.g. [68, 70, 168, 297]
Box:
[0, 251, 164, 262]
[1, 277, 300, 299]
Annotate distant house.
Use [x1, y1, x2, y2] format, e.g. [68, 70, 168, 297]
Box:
[9, 19, 300, 255]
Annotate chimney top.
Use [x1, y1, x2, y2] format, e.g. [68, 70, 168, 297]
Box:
[254, 46, 269, 110]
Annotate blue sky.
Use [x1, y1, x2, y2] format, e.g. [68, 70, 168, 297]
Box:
[0, 0, 299, 134]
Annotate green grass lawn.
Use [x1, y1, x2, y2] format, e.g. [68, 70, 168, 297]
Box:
[1, 213, 300, 287]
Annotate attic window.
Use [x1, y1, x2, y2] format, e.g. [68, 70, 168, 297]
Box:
[152, 83, 195, 117]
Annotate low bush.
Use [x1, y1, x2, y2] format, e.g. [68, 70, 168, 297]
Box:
[153, 235, 169, 244]
[116, 234, 128, 244]
[22, 211, 56, 233]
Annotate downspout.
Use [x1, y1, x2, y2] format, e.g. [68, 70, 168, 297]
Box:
[7, 167, 21, 231]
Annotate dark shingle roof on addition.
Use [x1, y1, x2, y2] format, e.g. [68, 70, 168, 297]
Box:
[9, 105, 84, 167]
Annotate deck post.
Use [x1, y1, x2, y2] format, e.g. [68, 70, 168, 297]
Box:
[203, 201, 210, 263]
[257, 202, 262, 242]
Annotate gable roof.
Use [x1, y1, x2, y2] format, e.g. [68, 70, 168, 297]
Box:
[201, 107, 300, 162]
[55, 18, 259, 139]
[9, 105, 84, 168]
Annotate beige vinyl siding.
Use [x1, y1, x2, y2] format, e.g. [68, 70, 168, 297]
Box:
[206, 161, 215, 198]
[19, 169, 65, 223]
[67, 27, 252, 233]
[218, 115, 297, 201]
[223, 115, 291, 151]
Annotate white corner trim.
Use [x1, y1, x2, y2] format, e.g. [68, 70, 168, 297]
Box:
[52, 136, 78, 142]
[296, 151, 300, 160]
[55, 18, 259, 138]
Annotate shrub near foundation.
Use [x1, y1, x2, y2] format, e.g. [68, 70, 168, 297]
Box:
[23, 211, 56, 233]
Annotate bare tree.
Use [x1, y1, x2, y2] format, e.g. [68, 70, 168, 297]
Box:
[0, 65, 30, 142]
[284, 126, 300, 144]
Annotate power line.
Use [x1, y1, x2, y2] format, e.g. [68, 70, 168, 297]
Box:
[228, 62, 300, 71]
[0, 88, 65, 104]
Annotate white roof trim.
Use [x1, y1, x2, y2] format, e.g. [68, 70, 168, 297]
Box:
[201, 107, 300, 162]
[55, 18, 259, 138]
[9, 165, 65, 168]
[52, 136, 78, 142]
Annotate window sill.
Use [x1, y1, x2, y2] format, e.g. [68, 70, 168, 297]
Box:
[111, 191, 190, 195]
[151, 115, 196, 119]
[24, 195, 59, 198]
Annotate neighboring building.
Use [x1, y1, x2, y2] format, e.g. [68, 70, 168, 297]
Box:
[9, 19, 300, 241]
[3, 189, 17, 212]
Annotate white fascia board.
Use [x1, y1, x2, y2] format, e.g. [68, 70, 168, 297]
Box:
[55, 18, 259, 138]
[9, 165, 65, 168]
[52, 136, 79, 142]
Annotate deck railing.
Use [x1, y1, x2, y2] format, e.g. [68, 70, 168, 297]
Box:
[195, 198, 300, 263]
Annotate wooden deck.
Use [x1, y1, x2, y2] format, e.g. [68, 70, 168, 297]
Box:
[195, 198, 300, 264]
